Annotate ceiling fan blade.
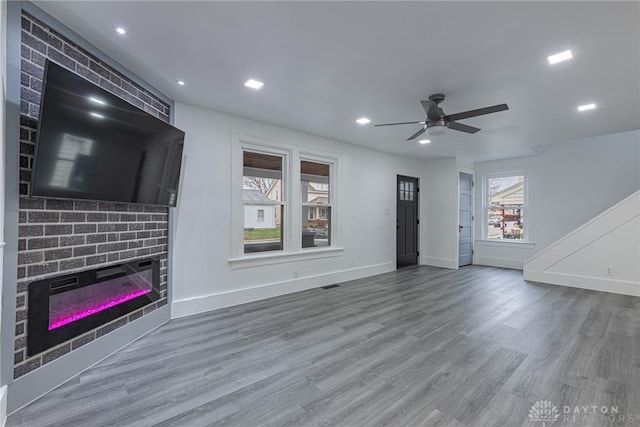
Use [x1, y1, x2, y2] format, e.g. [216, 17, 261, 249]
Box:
[448, 121, 481, 134]
[445, 103, 509, 122]
[374, 120, 426, 127]
[406, 127, 427, 141]
[420, 100, 442, 120]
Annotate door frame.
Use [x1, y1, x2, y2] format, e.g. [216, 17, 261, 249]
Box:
[457, 167, 475, 268]
[396, 174, 420, 269]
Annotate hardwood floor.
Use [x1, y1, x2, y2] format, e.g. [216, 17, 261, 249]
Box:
[8, 266, 640, 427]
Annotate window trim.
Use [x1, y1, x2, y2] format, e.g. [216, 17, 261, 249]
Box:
[481, 171, 531, 243]
[230, 133, 342, 264]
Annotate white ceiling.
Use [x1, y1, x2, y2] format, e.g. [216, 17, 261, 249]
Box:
[34, 1, 640, 163]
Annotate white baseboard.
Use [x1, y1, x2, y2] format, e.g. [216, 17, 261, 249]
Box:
[474, 256, 523, 270]
[524, 270, 640, 297]
[171, 262, 395, 319]
[0, 385, 7, 427]
[420, 256, 457, 269]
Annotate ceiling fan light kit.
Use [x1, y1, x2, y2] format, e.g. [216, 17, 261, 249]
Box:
[374, 93, 509, 142]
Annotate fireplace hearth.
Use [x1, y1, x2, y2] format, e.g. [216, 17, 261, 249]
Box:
[28, 258, 160, 356]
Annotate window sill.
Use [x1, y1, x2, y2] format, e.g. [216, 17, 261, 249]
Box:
[228, 247, 344, 270]
[475, 240, 536, 249]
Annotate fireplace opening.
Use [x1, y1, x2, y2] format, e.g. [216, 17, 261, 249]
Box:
[28, 258, 160, 356]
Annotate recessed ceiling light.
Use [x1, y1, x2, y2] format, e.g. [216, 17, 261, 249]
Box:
[244, 79, 264, 89]
[419, 139, 431, 144]
[177, 80, 185, 86]
[577, 103, 596, 112]
[356, 117, 371, 125]
[115, 27, 126, 35]
[88, 96, 106, 105]
[89, 112, 105, 119]
[547, 49, 572, 65]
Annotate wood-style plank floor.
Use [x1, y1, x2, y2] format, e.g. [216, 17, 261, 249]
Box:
[8, 266, 640, 427]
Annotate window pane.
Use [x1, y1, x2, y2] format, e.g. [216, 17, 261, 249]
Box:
[244, 205, 283, 253]
[301, 161, 329, 203]
[243, 152, 283, 202]
[487, 175, 525, 240]
[302, 206, 330, 248]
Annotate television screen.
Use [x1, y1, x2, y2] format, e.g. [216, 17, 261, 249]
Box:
[31, 60, 184, 207]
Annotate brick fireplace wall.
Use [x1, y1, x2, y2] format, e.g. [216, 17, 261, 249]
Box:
[14, 11, 171, 379]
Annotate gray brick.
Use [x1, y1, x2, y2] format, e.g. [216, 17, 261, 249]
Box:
[136, 248, 151, 257]
[86, 212, 107, 222]
[107, 233, 119, 242]
[120, 250, 136, 260]
[31, 22, 63, 50]
[29, 103, 40, 118]
[21, 45, 30, 61]
[136, 214, 151, 222]
[120, 232, 137, 241]
[14, 350, 24, 365]
[86, 234, 107, 244]
[143, 303, 157, 315]
[21, 16, 31, 31]
[96, 318, 127, 338]
[128, 204, 145, 212]
[136, 231, 151, 239]
[60, 258, 85, 271]
[128, 241, 143, 249]
[45, 224, 73, 235]
[46, 199, 74, 210]
[107, 213, 120, 222]
[107, 253, 120, 262]
[149, 246, 163, 255]
[98, 202, 129, 212]
[18, 251, 43, 265]
[15, 309, 27, 323]
[144, 223, 158, 230]
[62, 43, 89, 67]
[74, 224, 97, 234]
[98, 223, 127, 233]
[71, 332, 95, 350]
[88, 60, 110, 79]
[86, 255, 106, 266]
[20, 86, 40, 104]
[73, 245, 96, 257]
[18, 239, 27, 251]
[20, 141, 35, 156]
[75, 64, 99, 84]
[28, 211, 59, 223]
[151, 214, 167, 221]
[31, 50, 46, 67]
[14, 358, 41, 379]
[16, 294, 26, 308]
[21, 58, 44, 78]
[27, 262, 58, 277]
[45, 248, 72, 261]
[42, 343, 71, 365]
[27, 237, 58, 250]
[46, 46, 76, 70]
[120, 213, 136, 222]
[60, 212, 86, 222]
[143, 239, 157, 247]
[157, 238, 168, 245]
[97, 242, 128, 254]
[150, 230, 164, 238]
[60, 235, 85, 247]
[74, 201, 97, 211]
[17, 267, 26, 279]
[128, 223, 144, 231]
[128, 309, 144, 322]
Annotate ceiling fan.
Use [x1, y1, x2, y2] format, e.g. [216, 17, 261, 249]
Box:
[375, 94, 509, 141]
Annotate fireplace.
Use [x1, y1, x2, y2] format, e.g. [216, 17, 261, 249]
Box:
[27, 258, 160, 356]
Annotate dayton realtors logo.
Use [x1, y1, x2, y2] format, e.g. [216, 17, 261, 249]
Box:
[529, 400, 560, 426]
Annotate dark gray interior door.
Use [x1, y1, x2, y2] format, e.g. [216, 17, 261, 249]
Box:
[397, 175, 419, 268]
[458, 172, 473, 267]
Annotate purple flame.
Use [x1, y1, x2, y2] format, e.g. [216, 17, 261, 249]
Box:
[48, 288, 151, 330]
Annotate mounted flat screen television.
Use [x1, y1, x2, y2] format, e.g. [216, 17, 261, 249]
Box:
[31, 60, 184, 207]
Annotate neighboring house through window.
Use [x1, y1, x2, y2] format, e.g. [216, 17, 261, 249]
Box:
[484, 173, 528, 241]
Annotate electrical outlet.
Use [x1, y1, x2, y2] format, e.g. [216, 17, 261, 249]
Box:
[605, 265, 614, 276]
[293, 269, 299, 279]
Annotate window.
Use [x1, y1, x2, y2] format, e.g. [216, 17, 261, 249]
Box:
[243, 151, 284, 253]
[485, 174, 526, 241]
[301, 160, 331, 248]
